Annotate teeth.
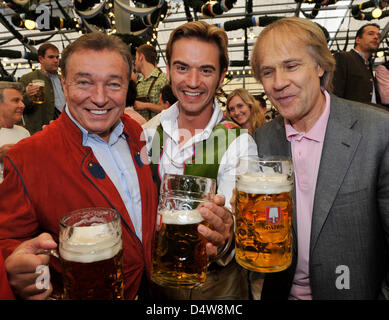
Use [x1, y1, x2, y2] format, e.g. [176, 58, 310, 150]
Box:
[89, 109, 108, 115]
[184, 91, 200, 97]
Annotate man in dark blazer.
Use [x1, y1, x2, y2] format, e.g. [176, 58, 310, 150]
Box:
[250, 17, 389, 299]
[332, 23, 381, 105]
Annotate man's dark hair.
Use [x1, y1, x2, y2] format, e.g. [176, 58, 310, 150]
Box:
[253, 94, 267, 108]
[38, 43, 59, 58]
[136, 44, 158, 65]
[126, 79, 137, 106]
[60, 32, 132, 78]
[166, 21, 229, 77]
[161, 84, 177, 105]
[355, 23, 380, 40]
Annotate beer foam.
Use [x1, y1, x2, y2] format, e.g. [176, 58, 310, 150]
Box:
[159, 209, 204, 225]
[237, 173, 293, 194]
[59, 224, 122, 263]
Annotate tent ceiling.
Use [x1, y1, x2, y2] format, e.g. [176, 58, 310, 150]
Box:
[0, 0, 388, 96]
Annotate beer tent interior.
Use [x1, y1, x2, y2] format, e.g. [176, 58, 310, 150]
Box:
[0, 0, 388, 110]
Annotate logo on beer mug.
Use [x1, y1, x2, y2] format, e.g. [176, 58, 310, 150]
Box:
[156, 212, 163, 231]
[266, 206, 281, 225]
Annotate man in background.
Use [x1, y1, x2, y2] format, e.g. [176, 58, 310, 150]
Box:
[0, 81, 29, 183]
[332, 23, 382, 105]
[20, 43, 66, 134]
[134, 44, 169, 120]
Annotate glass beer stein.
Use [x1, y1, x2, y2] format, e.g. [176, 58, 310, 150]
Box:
[151, 174, 216, 288]
[59, 207, 124, 300]
[31, 79, 45, 104]
[235, 156, 294, 273]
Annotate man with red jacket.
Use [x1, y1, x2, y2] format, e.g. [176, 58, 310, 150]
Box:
[0, 32, 233, 300]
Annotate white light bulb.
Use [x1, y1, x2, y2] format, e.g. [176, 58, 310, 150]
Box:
[372, 7, 382, 18]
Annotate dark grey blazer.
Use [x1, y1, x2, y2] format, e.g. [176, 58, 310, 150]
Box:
[254, 94, 389, 300]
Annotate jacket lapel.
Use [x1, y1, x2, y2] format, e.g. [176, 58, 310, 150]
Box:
[80, 150, 137, 235]
[310, 95, 361, 254]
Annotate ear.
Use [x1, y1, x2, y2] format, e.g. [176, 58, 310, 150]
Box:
[139, 52, 145, 63]
[61, 76, 68, 100]
[316, 64, 325, 78]
[217, 68, 227, 90]
[38, 55, 44, 65]
[166, 64, 171, 83]
[355, 36, 361, 48]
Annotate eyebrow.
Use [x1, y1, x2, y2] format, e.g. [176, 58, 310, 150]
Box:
[172, 60, 216, 71]
[74, 72, 124, 80]
[260, 58, 302, 70]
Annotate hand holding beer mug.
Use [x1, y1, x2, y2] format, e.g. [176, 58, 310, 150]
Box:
[151, 174, 216, 288]
[28, 79, 45, 104]
[59, 207, 124, 299]
[235, 156, 294, 272]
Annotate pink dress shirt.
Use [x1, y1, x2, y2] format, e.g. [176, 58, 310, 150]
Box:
[376, 64, 389, 105]
[285, 90, 331, 300]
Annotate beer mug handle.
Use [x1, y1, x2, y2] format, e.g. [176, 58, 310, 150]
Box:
[36, 248, 60, 259]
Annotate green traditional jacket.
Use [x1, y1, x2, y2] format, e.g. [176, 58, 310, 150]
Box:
[149, 120, 243, 190]
[20, 69, 56, 135]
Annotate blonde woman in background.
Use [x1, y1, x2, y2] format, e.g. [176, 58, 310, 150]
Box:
[226, 88, 266, 135]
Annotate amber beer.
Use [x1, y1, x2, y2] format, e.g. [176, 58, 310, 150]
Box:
[235, 171, 293, 273]
[31, 79, 45, 104]
[59, 208, 124, 300]
[151, 207, 208, 288]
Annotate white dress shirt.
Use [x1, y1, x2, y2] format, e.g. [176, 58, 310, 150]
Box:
[143, 99, 258, 210]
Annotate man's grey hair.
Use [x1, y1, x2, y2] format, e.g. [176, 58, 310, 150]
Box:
[0, 81, 23, 102]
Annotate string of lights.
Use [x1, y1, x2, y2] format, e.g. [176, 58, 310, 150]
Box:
[295, 0, 339, 19]
[351, 0, 389, 20]
[183, 0, 238, 18]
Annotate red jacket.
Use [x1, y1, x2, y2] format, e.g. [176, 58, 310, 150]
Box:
[0, 252, 15, 300]
[0, 111, 158, 299]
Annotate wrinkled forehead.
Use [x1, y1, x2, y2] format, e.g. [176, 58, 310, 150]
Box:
[257, 29, 307, 61]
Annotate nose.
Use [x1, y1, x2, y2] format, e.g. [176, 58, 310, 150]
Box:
[230, 108, 238, 117]
[273, 69, 290, 91]
[90, 84, 109, 107]
[186, 69, 200, 88]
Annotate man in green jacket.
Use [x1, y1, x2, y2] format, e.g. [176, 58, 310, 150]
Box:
[20, 43, 66, 135]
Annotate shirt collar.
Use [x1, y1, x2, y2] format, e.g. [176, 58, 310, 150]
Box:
[352, 48, 369, 65]
[65, 105, 124, 146]
[160, 98, 223, 143]
[41, 69, 59, 79]
[141, 67, 160, 81]
[285, 90, 331, 143]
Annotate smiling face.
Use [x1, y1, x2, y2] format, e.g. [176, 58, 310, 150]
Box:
[62, 48, 129, 141]
[256, 31, 326, 132]
[0, 88, 25, 128]
[227, 95, 251, 129]
[167, 37, 226, 119]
